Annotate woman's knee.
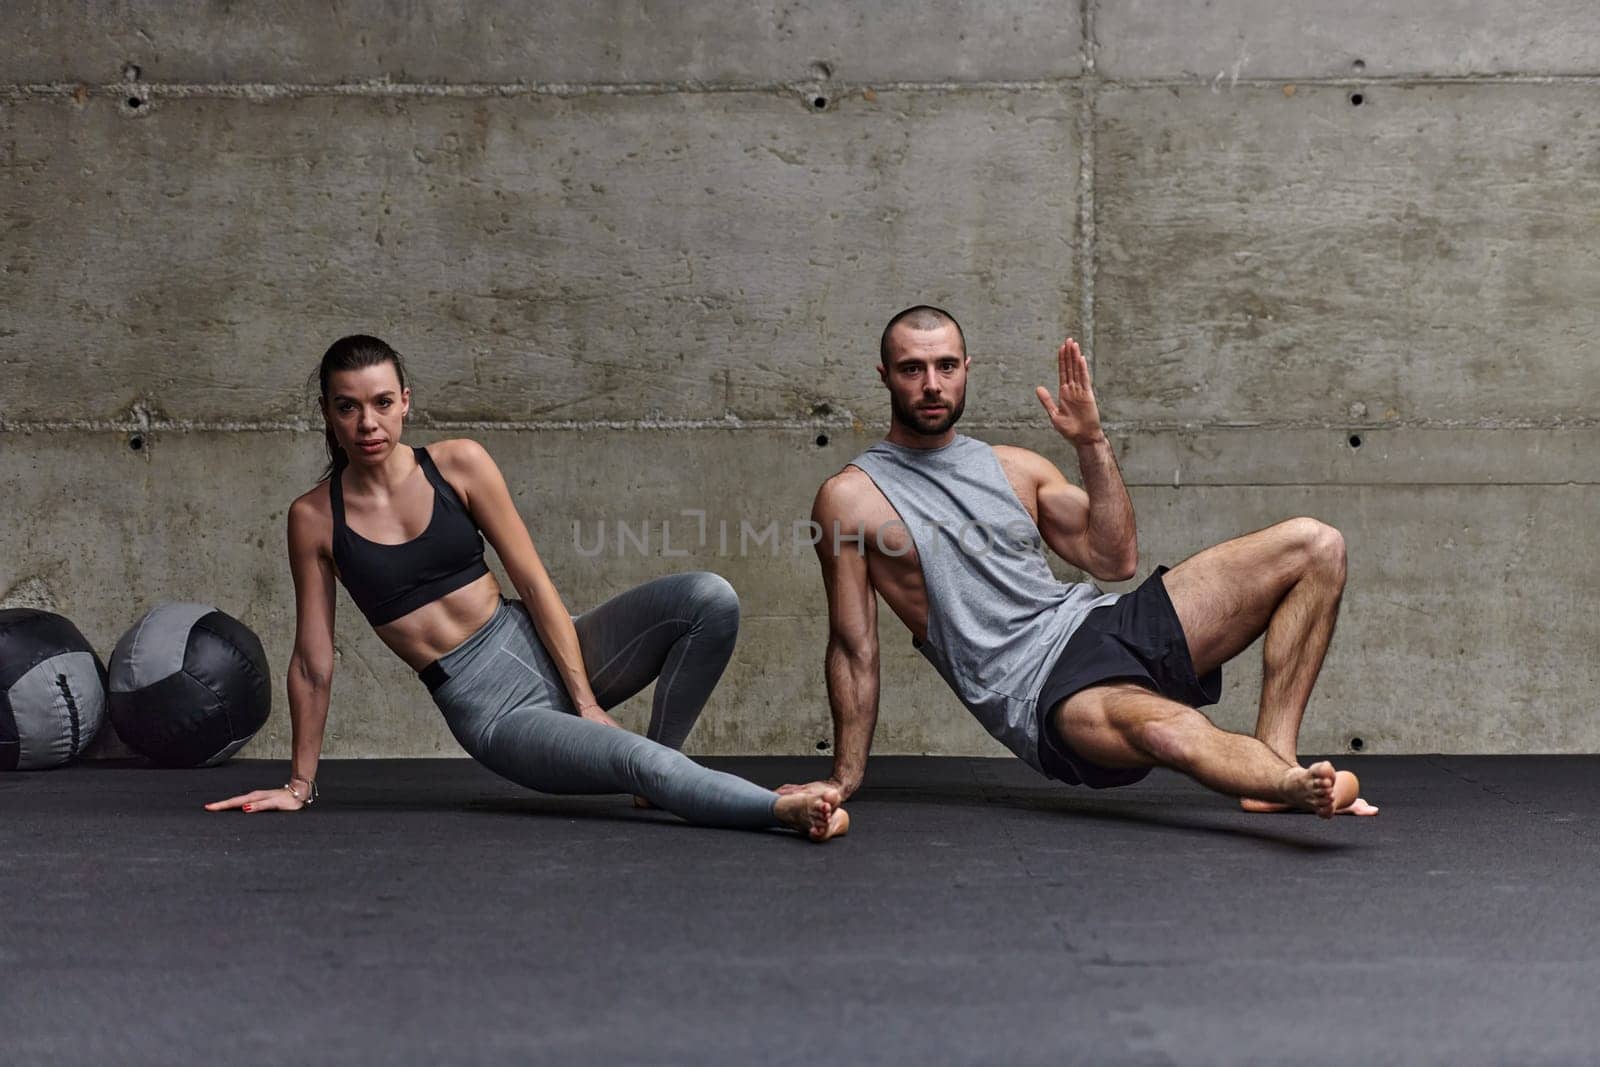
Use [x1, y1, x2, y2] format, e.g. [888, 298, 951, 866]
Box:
[623, 735, 692, 793]
[680, 571, 741, 633]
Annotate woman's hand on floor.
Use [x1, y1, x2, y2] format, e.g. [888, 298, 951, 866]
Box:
[204, 787, 306, 813]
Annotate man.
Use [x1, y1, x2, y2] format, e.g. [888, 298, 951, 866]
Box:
[787, 305, 1376, 817]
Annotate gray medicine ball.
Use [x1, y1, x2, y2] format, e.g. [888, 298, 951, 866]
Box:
[0, 609, 108, 770]
[108, 602, 271, 768]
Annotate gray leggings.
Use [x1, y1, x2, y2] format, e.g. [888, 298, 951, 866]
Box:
[426, 572, 780, 829]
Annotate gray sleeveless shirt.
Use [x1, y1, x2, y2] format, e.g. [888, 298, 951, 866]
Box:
[848, 435, 1120, 772]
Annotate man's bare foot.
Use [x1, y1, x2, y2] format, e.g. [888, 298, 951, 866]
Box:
[822, 807, 850, 839]
[774, 785, 848, 842]
[1277, 760, 1337, 819]
[1241, 769, 1377, 815]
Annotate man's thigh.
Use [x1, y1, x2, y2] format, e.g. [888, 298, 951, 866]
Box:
[1051, 682, 1195, 770]
[1159, 519, 1315, 677]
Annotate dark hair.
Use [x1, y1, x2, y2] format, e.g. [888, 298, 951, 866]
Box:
[879, 305, 966, 365]
[315, 334, 408, 482]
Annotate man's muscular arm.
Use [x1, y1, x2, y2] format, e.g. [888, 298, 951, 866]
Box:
[1032, 338, 1137, 581]
[1031, 438, 1137, 582]
[781, 473, 880, 802]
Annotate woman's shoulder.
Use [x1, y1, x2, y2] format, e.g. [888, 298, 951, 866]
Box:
[424, 437, 494, 477]
[288, 480, 333, 527]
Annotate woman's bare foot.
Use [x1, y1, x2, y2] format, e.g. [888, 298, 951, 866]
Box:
[1276, 761, 1338, 819]
[774, 785, 848, 842]
[1241, 769, 1377, 815]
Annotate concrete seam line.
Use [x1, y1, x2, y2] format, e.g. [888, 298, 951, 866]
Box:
[1070, 73, 1600, 88]
[7, 73, 1600, 100]
[0, 79, 1082, 100]
[1076, 0, 1099, 372]
[1083, 0, 1100, 78]
[3, 417, 1600, 433]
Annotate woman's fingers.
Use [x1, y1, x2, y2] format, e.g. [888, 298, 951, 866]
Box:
[204, 789, 270, 811]
[247, 789, 305, 812]
[204, 788, 297, 812]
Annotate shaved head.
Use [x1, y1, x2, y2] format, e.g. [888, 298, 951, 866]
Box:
[876, 305, 970, 439]
[880, 305, 966, 365]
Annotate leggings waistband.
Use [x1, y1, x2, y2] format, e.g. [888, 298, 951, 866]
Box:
[419, 660, 450, 694]
[419, 598, 519, 694]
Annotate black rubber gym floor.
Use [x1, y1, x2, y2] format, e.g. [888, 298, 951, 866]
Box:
[5, 755, 1597, 1065]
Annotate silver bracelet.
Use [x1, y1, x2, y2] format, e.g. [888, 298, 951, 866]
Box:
[285, 775, 318, 806]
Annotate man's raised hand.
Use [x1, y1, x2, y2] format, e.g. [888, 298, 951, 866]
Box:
[1034, 338, 1105, 446]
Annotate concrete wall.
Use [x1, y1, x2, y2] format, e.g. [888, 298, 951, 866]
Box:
[2, 2, 1595, 761]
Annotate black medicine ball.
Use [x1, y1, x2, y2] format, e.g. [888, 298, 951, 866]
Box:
[107, 602, 271, 768]
[0, 609, 108, 770]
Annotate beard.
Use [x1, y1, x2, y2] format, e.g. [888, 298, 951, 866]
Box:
[890, 390, 966, 437]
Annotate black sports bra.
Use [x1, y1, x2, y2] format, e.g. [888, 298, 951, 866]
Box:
[329, 446, 490, 626]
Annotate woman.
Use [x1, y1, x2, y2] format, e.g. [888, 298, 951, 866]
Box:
[207, 336, 847, 841]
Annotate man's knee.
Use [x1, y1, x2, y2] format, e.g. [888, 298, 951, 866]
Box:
[1280, 517, 1346, 583]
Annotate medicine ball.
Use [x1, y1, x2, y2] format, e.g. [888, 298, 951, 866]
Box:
[107, 602, 271, 768]
[0, 609, 108, 770]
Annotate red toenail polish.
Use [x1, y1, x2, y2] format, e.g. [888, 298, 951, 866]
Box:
[243, 805, 252, 812]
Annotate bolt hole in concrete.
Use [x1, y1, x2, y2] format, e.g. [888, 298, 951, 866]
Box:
[815, 433, 830, 447]
[811, 95, 828, 110]
[1349, 736, 1366, 752]
[815, 740, 830, 751]
[1348, 433, 1362, 448]
[1349, 91, 1365, 107]
[128, 435, 144, 452]
[1352, 58, 1366, 71]
[125, 96, 144, 109]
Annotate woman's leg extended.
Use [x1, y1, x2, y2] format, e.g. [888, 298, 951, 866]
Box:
[571, 572, 740, 750]
[477, 703, 781, 830]
[437, 602, 845, 838]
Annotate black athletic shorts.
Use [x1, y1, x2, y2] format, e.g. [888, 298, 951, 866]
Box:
[1034, 565, 1222, 789]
